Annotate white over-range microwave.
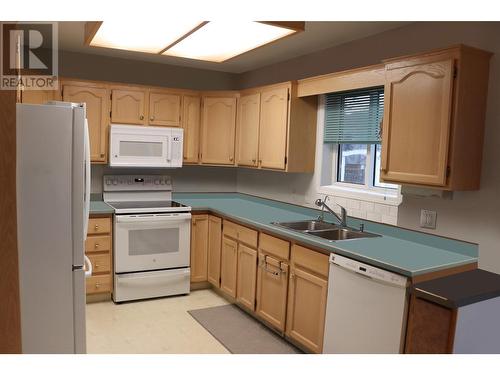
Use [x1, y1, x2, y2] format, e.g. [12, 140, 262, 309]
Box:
[109, 124, 183, 168]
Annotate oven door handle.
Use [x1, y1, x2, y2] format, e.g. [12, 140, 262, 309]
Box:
[116, 214, 191, 224]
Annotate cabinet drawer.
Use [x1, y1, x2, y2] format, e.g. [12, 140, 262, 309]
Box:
[259, 233, 290, 261]
[86, 274, 112, 294]
[88, 217, 111, 235]
[291, 244, 329, 278]
[85, 235, 111, 253]
[223, 220, 258, 248]
[88, 253, 111, 274]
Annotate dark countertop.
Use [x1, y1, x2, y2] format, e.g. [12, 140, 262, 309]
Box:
[412, 269, 500, 308]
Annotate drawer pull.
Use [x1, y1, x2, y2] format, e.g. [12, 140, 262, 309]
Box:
[94, 243, 99, 248]
[95, 283, 100, 288]
[94, 225, 99, 231]
[95, 263, 100, 268]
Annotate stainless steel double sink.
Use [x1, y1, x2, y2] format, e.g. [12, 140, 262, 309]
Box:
[272, 220, 380, 242]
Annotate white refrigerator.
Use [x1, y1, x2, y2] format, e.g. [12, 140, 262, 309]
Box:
[16, 101, 91, 353]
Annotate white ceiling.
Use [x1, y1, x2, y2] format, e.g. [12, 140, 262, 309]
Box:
[58, 21, 410, 74]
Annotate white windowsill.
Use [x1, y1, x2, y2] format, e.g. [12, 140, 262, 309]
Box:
[318, 184, 403, 206]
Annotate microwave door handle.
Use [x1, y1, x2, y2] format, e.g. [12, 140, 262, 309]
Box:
[83, 119, 91, 239]
[167, 137, 172, 163]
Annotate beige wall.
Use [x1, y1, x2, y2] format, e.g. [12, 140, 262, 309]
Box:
[59, 50, 238, 90]
[236, 21, 500, 273]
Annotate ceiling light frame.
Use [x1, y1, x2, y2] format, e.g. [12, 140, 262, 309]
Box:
[85, 21, 305, 62]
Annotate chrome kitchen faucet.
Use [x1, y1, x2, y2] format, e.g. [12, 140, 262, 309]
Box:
[315, 196, 347, 227]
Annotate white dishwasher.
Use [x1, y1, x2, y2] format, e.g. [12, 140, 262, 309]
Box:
[323, 253, 409, 354]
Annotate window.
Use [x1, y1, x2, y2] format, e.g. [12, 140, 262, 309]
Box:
[320, 88, 401, 204]
[336, 143, 398, 190]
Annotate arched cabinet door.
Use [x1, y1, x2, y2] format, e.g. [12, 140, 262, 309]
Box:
[200, 96, 237, 165]
[111, 88, 147, 125]
[381, 58, 454, 186]
[236, 93, 260, 167]
[258, 87, 289, 170]
[62, 83, 109, 162]
[149, 91, 181, 127]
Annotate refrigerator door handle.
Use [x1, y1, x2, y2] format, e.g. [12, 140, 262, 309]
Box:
[84, 255, 92, 278]
[83, 119, 91, 239]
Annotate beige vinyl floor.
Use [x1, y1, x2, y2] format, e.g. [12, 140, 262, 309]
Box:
[86, 289, 231, 354]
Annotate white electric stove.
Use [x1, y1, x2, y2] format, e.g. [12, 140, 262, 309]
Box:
[103, 175, 191, 302]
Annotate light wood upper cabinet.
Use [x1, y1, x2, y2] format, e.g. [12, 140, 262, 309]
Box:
[111, 88, 147, 125]
[236, 82, 317, 173]
[182, 95, 201, 164]
[62, 82, 109, 163]
[236, 244, 258, 311]
[149, 91, 181, 127]
[259, 86, 289, 170]
[236, 93, 260, 167]
[381, 45, 492, 190]
[381, 59, 454, 186]
[190, 214, 208, 283]
[207, 215, 222, 288]
[286, 245, 329, 353]
[21, 89, 58, 104]
[220, 236, 238, 298]
[200, 96, 237, 165]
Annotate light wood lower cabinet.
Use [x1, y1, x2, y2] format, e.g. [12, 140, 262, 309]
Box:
[236, 244, 258, 311]
[207, 216, 222, 287]
[220, 236, 238, 297]
[256, 234, 291, 333]
[286, 245, 329, 353]
[190, 214, 209, 282]
[85, 215, 112, 296]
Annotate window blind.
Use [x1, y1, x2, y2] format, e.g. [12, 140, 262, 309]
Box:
[324, 87, 384, 144]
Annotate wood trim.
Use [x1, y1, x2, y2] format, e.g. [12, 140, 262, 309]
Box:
[0, 89, 22, 353]
[297, 64, 385, 97]
[84, 22, 103, 46]
[159, 22, 208, 54]
[259, 22, 305, 32]
[411, 262, 477, 284]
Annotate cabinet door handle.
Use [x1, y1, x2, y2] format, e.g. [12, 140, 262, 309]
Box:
[94, 243, 99, 249]
[95, 283, 100, 288]
[140, 115, 144, 120]
[94, 225, 99, 231]
[150, 116, 155, 121]
[95, 263, 100, 269]
[229, 156, 234, 162]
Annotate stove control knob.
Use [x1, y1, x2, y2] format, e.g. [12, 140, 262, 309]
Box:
[160, 180, 165, 185]
[128, 180, 132, 185]
[154, 180, 160, 185]
[113, 180, 118, 185]
[106, 180, 111, 185]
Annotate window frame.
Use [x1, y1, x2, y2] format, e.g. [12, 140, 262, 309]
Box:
[319, 142, 402, 206]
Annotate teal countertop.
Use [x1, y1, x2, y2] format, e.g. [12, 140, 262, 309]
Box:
[90, 197, 114, 214]
[172, 193, 478, 277]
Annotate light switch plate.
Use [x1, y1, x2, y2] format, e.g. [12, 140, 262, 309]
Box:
[420, 209, 437, 229]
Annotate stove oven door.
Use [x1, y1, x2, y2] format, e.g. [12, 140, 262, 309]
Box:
[114, 213, 191, 273]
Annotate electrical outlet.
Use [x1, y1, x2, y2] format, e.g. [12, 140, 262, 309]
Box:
[420, 209, 437, 229]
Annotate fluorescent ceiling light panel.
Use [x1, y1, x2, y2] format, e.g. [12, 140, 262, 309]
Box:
[162, 22, 297, 62]
[89, 21, 203, 54]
